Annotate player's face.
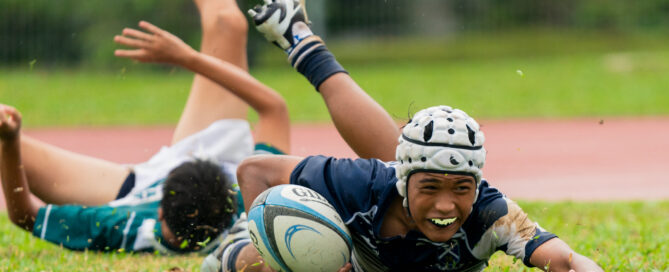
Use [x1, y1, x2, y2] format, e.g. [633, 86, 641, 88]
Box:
[407, 172, 476, 242]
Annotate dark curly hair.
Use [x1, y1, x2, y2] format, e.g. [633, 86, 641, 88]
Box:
[161, 159, 237, 251]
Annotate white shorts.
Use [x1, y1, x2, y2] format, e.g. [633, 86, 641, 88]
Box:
[129, 119, 253, 195]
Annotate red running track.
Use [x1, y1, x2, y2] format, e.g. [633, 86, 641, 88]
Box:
[1, 117, 668, 210]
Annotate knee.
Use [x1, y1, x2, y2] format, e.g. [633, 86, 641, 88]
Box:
[216, 8, 249, 38]
[237, 156, 260, 188]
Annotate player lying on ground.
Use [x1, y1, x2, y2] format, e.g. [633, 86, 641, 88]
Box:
[0, 0, 288, 254]
[206, 0, 604, 271]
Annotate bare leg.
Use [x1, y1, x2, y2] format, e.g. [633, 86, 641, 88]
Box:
[171, 0, 250, 144]
[246, 2, 398, 160]
[318, 73, 400, 161]
[16, 0, 252, 205]
[12, 1, 252, 206]
[20, 135, 129, 205]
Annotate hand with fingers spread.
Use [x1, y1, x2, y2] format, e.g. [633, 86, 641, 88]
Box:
[114, 21, 197, 65]
[115, 18, 292, 157]
[0, 104, 21, 142]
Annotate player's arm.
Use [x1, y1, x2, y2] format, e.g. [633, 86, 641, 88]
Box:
[486, 199, 602, 272]
[504, 198, 602, 272]
[114, 21, 290, 153]
[248, 0, 398, 161]
[236, 155, 303, 213]
[0, 105, 41, 231]
[529, 238, 603, 272]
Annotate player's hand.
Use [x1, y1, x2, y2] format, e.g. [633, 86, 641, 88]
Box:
[248, 0, 312, 52]
[114, 21, 196, 65]
[336, 263, 352, 272]
[0, 104, 21, 141]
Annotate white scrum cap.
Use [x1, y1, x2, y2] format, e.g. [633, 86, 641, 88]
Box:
[395, 105, 486, 206]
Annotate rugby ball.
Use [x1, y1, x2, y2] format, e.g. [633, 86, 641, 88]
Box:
[247, 184, 353, 272]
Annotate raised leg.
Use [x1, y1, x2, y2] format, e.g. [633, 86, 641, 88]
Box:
[248, 0, 400, 161]
[317, 73, 399, 161]
[171, 0, 251, 144]
[12, 0, 254, 206]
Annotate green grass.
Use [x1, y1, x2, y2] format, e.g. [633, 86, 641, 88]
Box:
[2, 201, 667, 271]
[0, 213, 202, 271]
[0, 68, 192, 128]
[2, 31, 669, 127]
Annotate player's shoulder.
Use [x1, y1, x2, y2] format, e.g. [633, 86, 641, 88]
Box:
[298, 155, 395, 177]
[463, 180, 509, 232]
[474, 180, 507, 210]
[292, 156, 398, 204]
[464, 180, 547, 245]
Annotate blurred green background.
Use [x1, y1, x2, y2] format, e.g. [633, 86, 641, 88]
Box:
[4, 0, 669, 67]
[2, 0, 669, 127]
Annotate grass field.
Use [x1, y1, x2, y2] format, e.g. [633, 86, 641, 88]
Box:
[2, 201, 667, 271]
[1, 30, 668, 127]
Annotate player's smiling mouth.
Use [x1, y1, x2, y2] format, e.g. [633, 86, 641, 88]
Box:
[429, 217, 457, 228]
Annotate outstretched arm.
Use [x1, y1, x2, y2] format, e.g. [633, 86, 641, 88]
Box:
[317, 73, 398, 161]
[114, 21, 290, 153]
[248, 0, 399, 161]
[236, 155, 303, 213]
[0, 105, 41, 231]
[529, 238, 603, 272]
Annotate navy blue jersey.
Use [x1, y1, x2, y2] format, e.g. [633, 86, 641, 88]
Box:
[290, 156, 556, 271]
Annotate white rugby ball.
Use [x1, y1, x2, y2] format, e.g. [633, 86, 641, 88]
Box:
[247, 184, 352, 272]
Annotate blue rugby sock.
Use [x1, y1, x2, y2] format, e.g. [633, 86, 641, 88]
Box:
[222, 239, 251, 272]
[288, 36, 347, 91]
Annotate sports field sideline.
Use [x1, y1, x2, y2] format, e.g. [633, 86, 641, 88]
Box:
[1, 116, 666, 210]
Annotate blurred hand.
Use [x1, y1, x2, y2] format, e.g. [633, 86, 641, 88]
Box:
[336, 263, 352, 272]
[114, 21, 196, 65]
[0, 104, 21, 141]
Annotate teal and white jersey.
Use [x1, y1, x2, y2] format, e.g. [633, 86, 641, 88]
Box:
[30, 120, 283, 253]
[32, 178, 245, 253]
